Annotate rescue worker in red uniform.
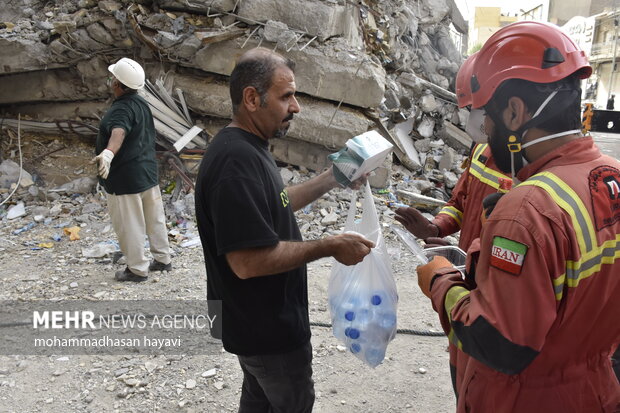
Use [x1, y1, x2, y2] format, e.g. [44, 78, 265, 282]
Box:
[417, 21, 620, 412]
[395, 53, 512, 398]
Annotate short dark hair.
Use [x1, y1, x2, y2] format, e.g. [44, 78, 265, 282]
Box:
[485, 75, 582, 133]
[229, 48, 295, 114]
[117, 80, 138, 94]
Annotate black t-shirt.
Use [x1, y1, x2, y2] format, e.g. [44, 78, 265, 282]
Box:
[95, 93, 158, 195]
[195, 127, 310, 356]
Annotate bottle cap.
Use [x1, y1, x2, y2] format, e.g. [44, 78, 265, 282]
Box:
[345, 327, 360, 339]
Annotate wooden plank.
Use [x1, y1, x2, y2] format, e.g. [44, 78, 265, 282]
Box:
[173, 125, 203, 152]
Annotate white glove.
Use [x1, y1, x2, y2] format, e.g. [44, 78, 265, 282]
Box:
[92, 149, 115, 179]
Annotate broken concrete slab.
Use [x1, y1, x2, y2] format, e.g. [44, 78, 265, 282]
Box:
[418, 0, 450, 25]
[270, 137, 333, 173]
[168, 73, 370, 149]
[7, 102, 107, 122]
[237, 0, 361, 43]
[192, 38, 385, 108]
[158, 0, 237, 13]
[398, 72, 457, 103]
[437, 122, 472, 151]
[0, 37, 53, 74]
[392, 119, 422, 169]
[0, 68, 107, 105]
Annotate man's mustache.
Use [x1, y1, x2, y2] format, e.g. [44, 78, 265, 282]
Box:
[283, 114, 294, 122]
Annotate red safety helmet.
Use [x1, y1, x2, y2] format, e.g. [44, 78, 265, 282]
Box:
[455, 52, 478, 108]
[470, 21, 592, 109]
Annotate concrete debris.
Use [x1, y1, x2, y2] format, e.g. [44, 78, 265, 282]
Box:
[0, 159, 34, 188]
[0, 0, 466, 160]
[396, 189, 446, 209]
[0, 0, 470, 245]
[417, 117, 436, 139]
[7, 202, 26, 219]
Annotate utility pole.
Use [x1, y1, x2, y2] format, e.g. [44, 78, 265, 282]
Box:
[608, 0, 618, 105]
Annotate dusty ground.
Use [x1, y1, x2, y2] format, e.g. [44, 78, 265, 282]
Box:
[0, 132, 455, 412]
[0, 211, 454, 413]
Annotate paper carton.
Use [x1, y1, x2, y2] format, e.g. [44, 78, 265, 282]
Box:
[329, 131, 393, 186]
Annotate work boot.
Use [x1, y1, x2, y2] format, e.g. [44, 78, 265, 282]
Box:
[149, 260, 172, 272]
[115, 267, 148, 282]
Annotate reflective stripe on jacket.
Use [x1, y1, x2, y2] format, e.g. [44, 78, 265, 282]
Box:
[431, 137, 620, 412]
[434, 144, 511, 251]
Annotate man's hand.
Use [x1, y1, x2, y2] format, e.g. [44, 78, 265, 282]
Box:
[423, 237, 450, 248]
[330, 232, 375, 265]
[91, 149, 115, 179]
[347, 172, 371, 190]
[416, 256, 452, 298]
[394, 207, 439, 239]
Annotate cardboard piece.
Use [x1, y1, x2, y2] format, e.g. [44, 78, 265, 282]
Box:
[329, 130, 393, 186]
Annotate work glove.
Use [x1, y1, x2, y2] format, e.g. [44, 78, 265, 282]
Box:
[92, 149, 114, 179]
[395, 207, 439, 239]
[416, 255, 452, 298]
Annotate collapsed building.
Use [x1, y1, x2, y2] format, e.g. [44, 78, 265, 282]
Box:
[0, 0, 470, 206]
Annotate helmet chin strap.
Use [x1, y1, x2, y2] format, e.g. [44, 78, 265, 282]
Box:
[504, 89, 580, 181]
[521, 129, 582, 150]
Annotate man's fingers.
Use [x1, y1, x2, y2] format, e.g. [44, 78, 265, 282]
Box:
[360, 237, 375, 249]
[394, 215, 409, 226]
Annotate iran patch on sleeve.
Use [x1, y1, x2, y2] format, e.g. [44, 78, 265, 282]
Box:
[490, 237, 528, 275]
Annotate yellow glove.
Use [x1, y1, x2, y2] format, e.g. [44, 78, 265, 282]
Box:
[416, 256, 452, 298]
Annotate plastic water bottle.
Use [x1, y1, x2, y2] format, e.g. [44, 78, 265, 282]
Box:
[332, 318, 347, 341]
[350, 342, 362, 354]
[370, 292, 384, 306]
[344, 327, 361, 340]
[377, 311, 397, 330]
[365, 346, 386, 367]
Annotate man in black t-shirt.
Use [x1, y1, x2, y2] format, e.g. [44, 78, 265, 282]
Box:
[195, 48, 375, 413]
[93, 58, 172, 282]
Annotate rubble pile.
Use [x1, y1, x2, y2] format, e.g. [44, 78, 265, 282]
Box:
[0, 0, 469, 180]
[0, 0, 470, 247]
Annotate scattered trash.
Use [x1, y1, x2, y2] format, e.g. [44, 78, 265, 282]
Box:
[7, 202, 26, 220]
[82, 242, 119, 258]
[63, 226, 81, 241]
[180, 236, 201, 248]
[13, 222, 35, 234]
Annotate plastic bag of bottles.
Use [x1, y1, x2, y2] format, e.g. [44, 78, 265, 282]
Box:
[328, 182, 398, 368]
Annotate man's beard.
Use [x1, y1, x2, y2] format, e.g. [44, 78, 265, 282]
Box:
[274, 125, 290, 139]
[273, 114, 294, 139]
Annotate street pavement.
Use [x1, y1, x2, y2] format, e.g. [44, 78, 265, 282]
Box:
[591, 132, 620, 159]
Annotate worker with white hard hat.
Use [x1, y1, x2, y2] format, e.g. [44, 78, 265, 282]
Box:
[93, 57, 172, 282]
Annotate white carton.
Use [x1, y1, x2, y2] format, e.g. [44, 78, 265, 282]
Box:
[329, 130, 393, 185]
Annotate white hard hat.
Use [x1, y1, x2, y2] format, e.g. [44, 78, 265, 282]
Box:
[108, 57, 145, 89]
